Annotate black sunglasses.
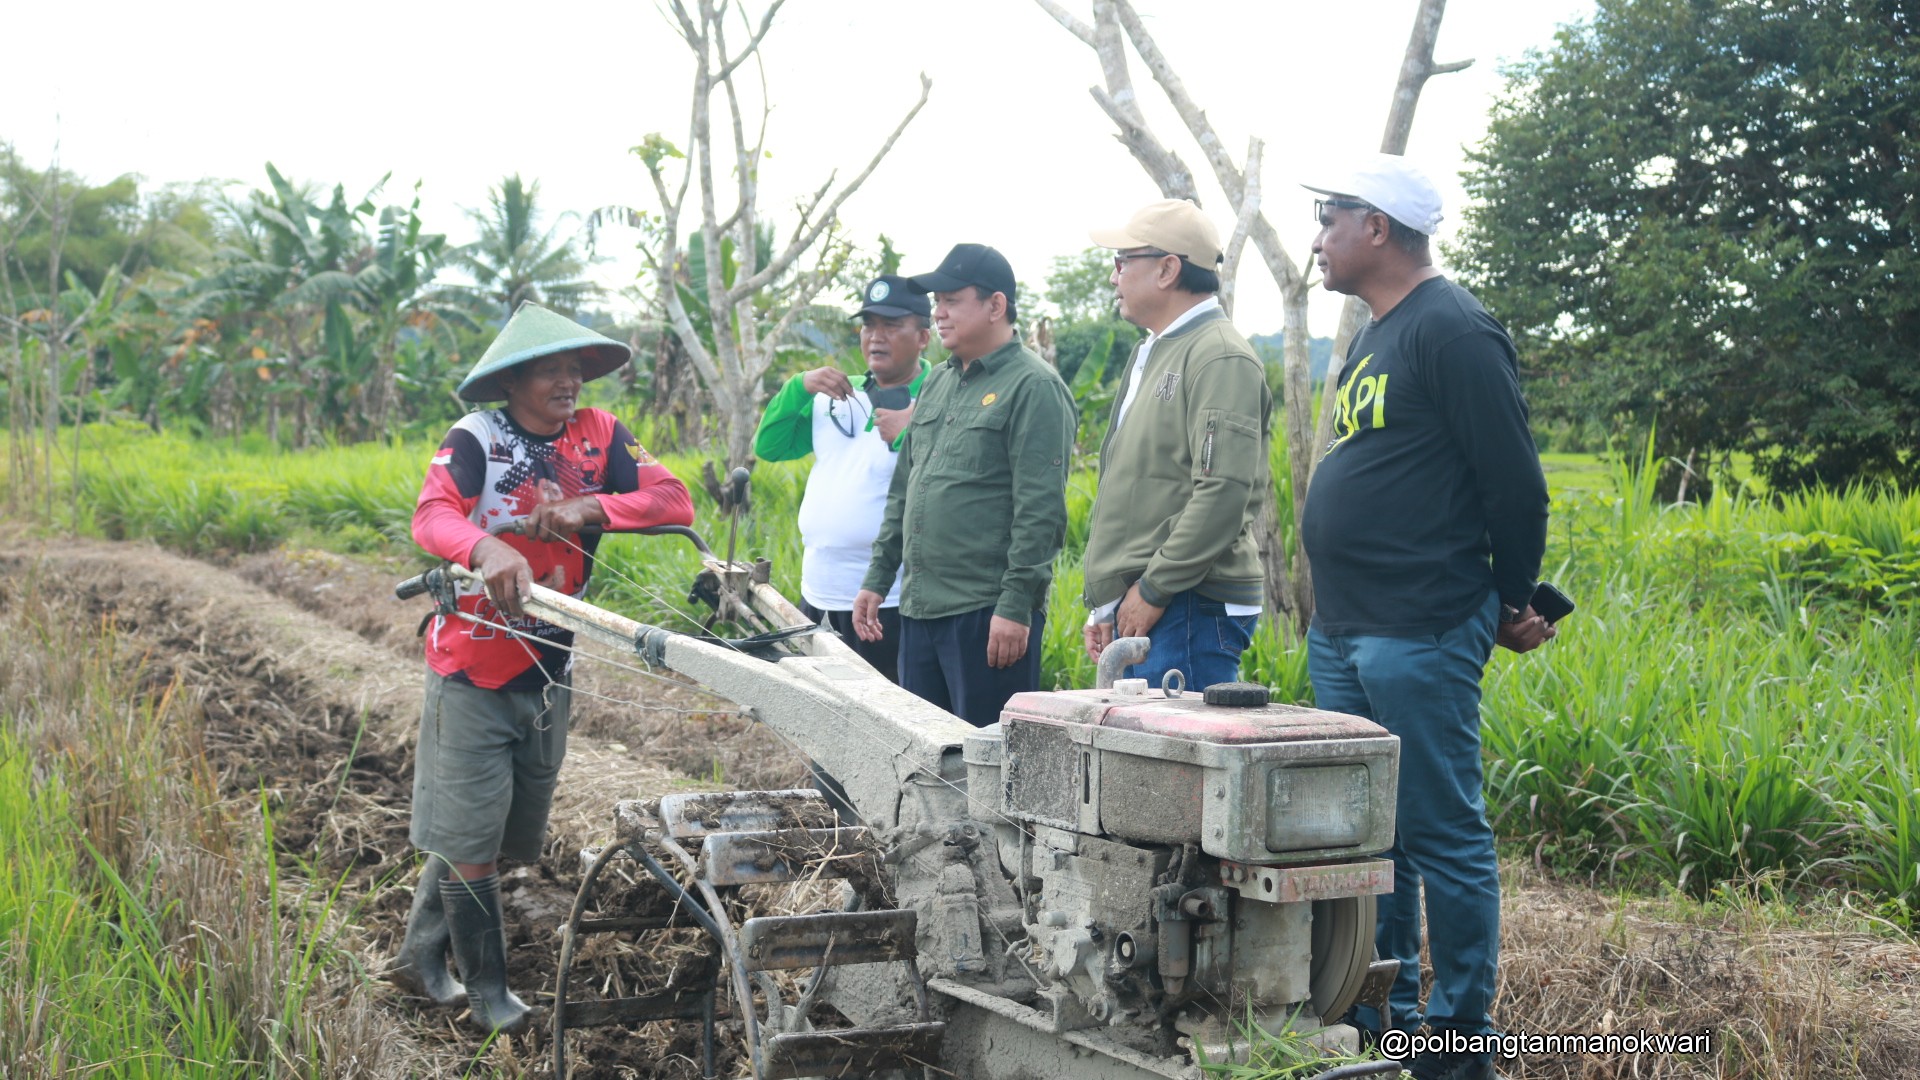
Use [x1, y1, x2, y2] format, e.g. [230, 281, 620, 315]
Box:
[827, 395, 868, 439]
[1314, 198, 1374, 222]
[1112, 250, 1171, 272]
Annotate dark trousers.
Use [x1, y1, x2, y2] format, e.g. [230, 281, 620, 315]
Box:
[800, 600, 902, 685]
[899, 606, 1046, 728]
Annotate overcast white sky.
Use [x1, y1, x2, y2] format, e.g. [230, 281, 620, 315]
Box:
[2, 0, 1592, 336]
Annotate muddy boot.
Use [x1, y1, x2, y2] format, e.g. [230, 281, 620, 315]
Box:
[387, 856, 467, 1008]
[440, 873, 530, 1037]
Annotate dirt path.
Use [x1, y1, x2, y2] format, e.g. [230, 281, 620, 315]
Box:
[6, 535, 803, 1078]
[6, 534, 1919, 1079]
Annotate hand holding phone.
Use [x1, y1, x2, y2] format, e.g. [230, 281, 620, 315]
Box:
[1529, 581, 1576, 625]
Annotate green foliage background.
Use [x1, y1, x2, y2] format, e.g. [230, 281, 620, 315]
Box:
[34, 421, 1920, 927]
[1452, 0, 1920, 492]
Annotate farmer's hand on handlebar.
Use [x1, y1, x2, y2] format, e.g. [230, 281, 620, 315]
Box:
[802, 367, 855, 401]
[852, 589, 886, 643]
[471, 536, 535, 619]
[519, 496, 608, 543]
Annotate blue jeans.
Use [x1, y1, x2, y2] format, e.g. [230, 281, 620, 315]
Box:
[1126, 590, 1258, 690]
[1307, 592, 1500, 1037]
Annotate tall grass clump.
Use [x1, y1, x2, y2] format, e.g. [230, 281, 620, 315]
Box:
[1483, 456, 1920, 921]
[0, 574, 418, 1074]
[0, 732, 188, 1073]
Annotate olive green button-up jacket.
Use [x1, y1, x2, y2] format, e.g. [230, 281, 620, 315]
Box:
[861, 337, 1074, 625]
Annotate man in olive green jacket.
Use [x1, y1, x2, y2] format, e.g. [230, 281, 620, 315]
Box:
[853, 243, 1075, 726]
[1083, 200, 1273, 688]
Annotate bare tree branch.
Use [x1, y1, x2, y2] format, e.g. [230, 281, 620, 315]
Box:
[663, 0, 700, 45]
[713, 0, 785, 82]
[1084, 3, 1199, 200]
[1033, 0, 1095, 44]
[644, 4, 930, 464]
[712, 7, 764, 367]
[1219, 138, 1261, 319]
[1087, 88, 1199, 201]
[734, 72, 930, 300]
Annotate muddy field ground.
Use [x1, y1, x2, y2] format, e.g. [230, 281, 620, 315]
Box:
[6, 534, 1919, 1079]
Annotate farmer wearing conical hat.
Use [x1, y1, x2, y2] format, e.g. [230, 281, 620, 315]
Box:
[388, 302, 693, 1036]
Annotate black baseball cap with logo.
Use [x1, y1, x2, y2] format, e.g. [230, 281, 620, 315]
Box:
[852, 274, 930, 319]
[905, 243, 1017, 303]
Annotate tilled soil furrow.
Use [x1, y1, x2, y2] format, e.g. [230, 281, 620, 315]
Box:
[10, 538, 804, 1077]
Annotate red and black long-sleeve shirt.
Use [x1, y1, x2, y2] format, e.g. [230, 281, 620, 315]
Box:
[412, 407, 693, 690]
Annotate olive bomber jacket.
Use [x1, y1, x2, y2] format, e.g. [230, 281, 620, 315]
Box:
[1082, 306, 1273, 610]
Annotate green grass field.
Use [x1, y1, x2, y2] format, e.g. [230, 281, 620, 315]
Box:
[21, 420, 1920, 926]
[0, 587, 373, 1075]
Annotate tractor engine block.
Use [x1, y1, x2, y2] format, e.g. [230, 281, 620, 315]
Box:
[962, 681, 1399, 1047]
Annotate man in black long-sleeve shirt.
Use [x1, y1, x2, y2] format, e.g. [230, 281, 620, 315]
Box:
[1299, 155, 1552, 1080]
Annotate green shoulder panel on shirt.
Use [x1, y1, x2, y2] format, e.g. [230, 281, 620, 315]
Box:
[752, 373, 816, 462]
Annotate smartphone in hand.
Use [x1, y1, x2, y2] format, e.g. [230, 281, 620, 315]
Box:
[1530, 581, 1576, 625]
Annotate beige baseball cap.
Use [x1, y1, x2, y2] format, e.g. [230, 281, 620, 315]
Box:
[1089, 199, 1224, 266]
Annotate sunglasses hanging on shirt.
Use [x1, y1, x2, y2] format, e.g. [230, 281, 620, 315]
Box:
[827, 394, 868, 439]
[828, 375, 914, 438]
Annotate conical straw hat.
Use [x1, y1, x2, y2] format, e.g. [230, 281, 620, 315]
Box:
[456, 301, 632, 403]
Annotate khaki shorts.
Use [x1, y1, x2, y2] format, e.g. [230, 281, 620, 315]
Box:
[410, 668, 570, 865]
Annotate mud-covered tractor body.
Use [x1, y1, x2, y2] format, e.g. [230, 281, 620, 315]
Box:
[400, 527, 1401, 1080]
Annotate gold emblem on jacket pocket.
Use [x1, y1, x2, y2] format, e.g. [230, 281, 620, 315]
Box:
[981, 392, 998, 406]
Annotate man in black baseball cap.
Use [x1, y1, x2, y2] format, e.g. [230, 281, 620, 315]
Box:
[903, 242, 1018, 307]
[853, 244, 1075, 727]
[753, 274, 932, 685]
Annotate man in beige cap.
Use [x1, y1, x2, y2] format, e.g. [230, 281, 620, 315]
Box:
[1081, 199, 1272, 688]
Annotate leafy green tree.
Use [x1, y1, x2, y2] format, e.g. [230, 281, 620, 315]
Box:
[447, 174, 597, 320]
[0, 147, 217, 305]
[183, 165, 456, 442]
[1046, 247, 1141, 385]
[1046, 247, 1119, 327]
[1044, 248, 1143, 449]
[1452, 0, 1920, 491]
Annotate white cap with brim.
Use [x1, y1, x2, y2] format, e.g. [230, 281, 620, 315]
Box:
[1301, 153, 1445, 236]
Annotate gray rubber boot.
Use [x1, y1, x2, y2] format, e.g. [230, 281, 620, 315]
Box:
[440, 873, 530, 1036]
[388, 856, 467, 1007]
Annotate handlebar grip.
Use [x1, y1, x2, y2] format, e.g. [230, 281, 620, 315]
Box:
[487, 519, 606, 539]
[484, 518, 713, 557]
[637, 524, 715, 557]
[395, 571, 435, 601]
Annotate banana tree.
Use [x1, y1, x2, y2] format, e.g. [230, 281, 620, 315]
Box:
[182, 166, 456, 442]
